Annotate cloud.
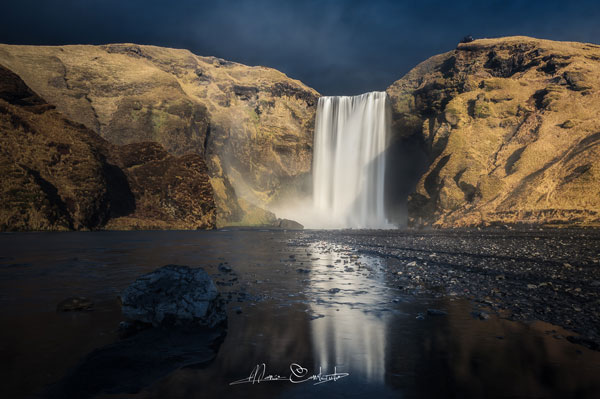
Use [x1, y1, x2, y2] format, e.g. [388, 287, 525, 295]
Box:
[1, 0, 599, 94]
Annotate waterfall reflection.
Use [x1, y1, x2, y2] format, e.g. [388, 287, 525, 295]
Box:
[306, 242, 390, 383]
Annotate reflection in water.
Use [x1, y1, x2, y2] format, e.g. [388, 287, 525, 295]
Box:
[307, 242, 388, 383]
[406, 302, 600, 398]
[0, 231, 599, 398]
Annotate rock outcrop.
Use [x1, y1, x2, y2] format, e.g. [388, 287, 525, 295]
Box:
[120, 265, 226, 328]
[0, 65, 215, 231]
[271, 218, 304, 230]
[106, 142, 215, 230]
[387, 36, 600, 227]
[0, 43, 319, 226]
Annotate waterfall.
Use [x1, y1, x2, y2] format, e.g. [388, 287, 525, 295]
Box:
[312, 91, 390, 229]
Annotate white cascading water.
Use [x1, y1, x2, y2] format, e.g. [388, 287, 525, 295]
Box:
[312, 91, 390, 228]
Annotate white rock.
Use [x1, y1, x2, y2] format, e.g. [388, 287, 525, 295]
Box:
[121, 265, 226, 328]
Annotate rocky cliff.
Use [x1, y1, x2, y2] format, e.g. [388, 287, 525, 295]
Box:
[0, 44, 318, 226]
[0, 65, 215, 231]
[387, 36, 600, 227]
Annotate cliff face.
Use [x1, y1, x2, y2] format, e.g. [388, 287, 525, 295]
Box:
[387, 36, 600, 227]
[5, 37, 599, 229]
[106, 142, 215, 230]
[0, 65, 215, 231]
[0, 43, 318, 226]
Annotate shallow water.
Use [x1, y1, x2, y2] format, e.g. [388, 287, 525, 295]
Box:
[0, 230, 599, 398]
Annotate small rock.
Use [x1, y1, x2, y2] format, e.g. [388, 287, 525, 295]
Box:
[328, 288, 341, 294]
[272, 218, 304, 230]
[427, 308, 448, 316]
[527, 284, 537, 289]
[218, 264, 232, 273]
[57, 297, 94, 312]
[472, 311, 490, 320]
[117, 320, 151, 338]
[407, 261, 417, 267]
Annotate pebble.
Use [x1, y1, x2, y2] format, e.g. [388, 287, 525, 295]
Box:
[218, 264, 232, 273]
[57, 297, 94, 312]
[427, 309, 448, 316]
[472, 311, 490, 320]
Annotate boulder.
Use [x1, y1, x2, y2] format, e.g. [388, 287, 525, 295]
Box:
[57, 297, 94, 312]
[121, 265, 226, 328]
[272, 218, 304, 230]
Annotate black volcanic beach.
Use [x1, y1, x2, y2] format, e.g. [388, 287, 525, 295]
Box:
[1, 229, 600, 398]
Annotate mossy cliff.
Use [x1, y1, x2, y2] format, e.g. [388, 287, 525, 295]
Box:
[0, 43, 318, 226]
[0, 65, 215, 231]
[387, 36, 600, 227]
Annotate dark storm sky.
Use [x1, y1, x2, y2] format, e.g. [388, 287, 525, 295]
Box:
[1, 0, 599, 95]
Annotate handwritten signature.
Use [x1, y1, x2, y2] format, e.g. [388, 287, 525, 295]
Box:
[229, 363, 349, 386]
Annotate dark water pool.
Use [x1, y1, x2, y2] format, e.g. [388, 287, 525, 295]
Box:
[0, 230, 599, 398]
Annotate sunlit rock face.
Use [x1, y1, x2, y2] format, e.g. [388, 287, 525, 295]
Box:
[0, 64, 216, 231]
[310, 92, 391, 228]
[0, 43, 319, 226]
[387, 36, 600, 228]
